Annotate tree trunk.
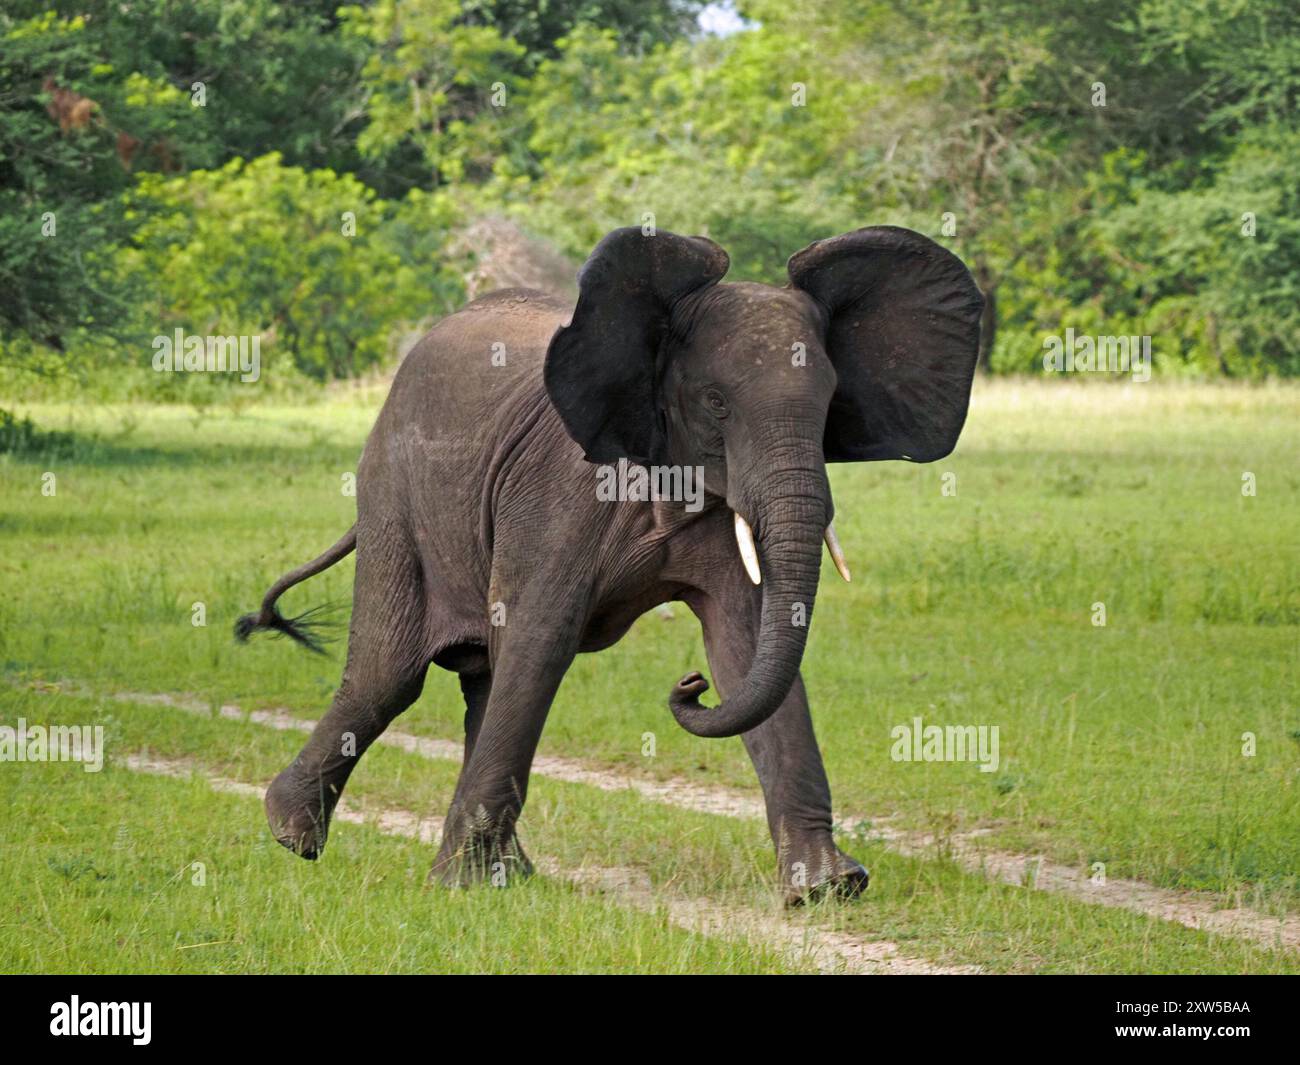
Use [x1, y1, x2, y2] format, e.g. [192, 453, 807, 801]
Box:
[975, 262, 998, 373]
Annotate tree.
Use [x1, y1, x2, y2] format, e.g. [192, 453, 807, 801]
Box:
[0, 12, 137, 348]
[124, 154, 466, 384]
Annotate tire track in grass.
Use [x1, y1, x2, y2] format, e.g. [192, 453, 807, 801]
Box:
[869, 827, 1300, 952]
[119, 752, 968, 975]
[103, 687, 767, 819]
[29, 681, 1300, 953]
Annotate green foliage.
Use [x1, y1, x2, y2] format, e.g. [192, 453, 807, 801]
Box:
[0, 12, 136, 345]
[340, 0, 527, 184]
[6, 0, 374, 175]
[0, 1, 382, 357]
[1091, 128, 1300, 375]
[484, 24, 868, 279]
[123, 154, 466, 384]
[459, 0, 705, 60]
[1, 0, 1297, 380]
[0, 407, 75, 456]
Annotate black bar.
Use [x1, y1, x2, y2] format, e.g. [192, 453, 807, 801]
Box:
[3, 974, 1292, 1052]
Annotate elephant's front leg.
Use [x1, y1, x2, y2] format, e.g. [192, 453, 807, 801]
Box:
[685, 588, 869, 905]
[742, 674, 870, 904]
[430, 612, 578, 888]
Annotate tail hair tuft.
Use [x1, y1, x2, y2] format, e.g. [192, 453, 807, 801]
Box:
[233, 604, 338, 655]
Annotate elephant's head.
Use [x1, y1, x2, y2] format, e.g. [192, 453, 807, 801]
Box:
[544, 226, 983, 738]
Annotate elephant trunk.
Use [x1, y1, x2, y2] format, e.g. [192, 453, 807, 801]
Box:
[669, 465, 827, 739]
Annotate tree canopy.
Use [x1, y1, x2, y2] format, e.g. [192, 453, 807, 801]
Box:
[2, 0, 1296, 395]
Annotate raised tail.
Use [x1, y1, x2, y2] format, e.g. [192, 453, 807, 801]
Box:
[234, 525, 358, 654]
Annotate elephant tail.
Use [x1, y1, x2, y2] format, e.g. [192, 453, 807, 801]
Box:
[234, 524, 358, 654]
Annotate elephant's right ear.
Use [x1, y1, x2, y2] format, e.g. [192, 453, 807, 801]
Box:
[545, 228, 729, 465]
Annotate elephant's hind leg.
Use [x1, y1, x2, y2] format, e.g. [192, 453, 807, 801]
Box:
[430, 615, 578, 888]
[265, 529, 430, 859]
[454, 669, 492, 787]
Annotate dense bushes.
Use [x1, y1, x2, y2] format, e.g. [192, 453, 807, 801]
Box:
[125, 156, 465, 384]
[2, 0, 1298, 392]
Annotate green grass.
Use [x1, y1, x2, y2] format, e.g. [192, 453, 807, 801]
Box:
[4, 688, 1296, 973]
[3, 760, 804, 974]
[1, 379, 1297, 972]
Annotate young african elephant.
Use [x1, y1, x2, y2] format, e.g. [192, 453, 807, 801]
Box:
[237, 225, 982, 904]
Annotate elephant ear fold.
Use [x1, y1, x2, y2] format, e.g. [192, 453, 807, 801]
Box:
[545, 228, 729, 465]
[788, 225, 984, 463]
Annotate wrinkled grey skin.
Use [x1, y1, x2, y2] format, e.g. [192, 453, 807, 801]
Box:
[238, 226, 983, 904]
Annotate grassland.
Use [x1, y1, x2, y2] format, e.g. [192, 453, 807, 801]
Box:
[1, 378, 1297, 973]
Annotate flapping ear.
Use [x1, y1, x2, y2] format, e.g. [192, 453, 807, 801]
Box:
[545, 227, 729, 465]
[788, 226, 983, 463]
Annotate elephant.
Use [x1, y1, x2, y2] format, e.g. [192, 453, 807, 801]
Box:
[236, 224, 983, 904]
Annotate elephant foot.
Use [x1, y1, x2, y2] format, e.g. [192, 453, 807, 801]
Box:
[429, 806, 533, 888]
[780, 844, 870, 907]
[265, 765, 339, 860]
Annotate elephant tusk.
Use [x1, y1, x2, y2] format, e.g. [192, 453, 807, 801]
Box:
[734, 512, 761, 585]
[824, 521, 851, 582]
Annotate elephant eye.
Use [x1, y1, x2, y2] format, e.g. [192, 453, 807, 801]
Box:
[704, 388, 729, 418]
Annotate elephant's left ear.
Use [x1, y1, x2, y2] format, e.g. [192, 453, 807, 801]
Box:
[788, 226, 984, 463]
